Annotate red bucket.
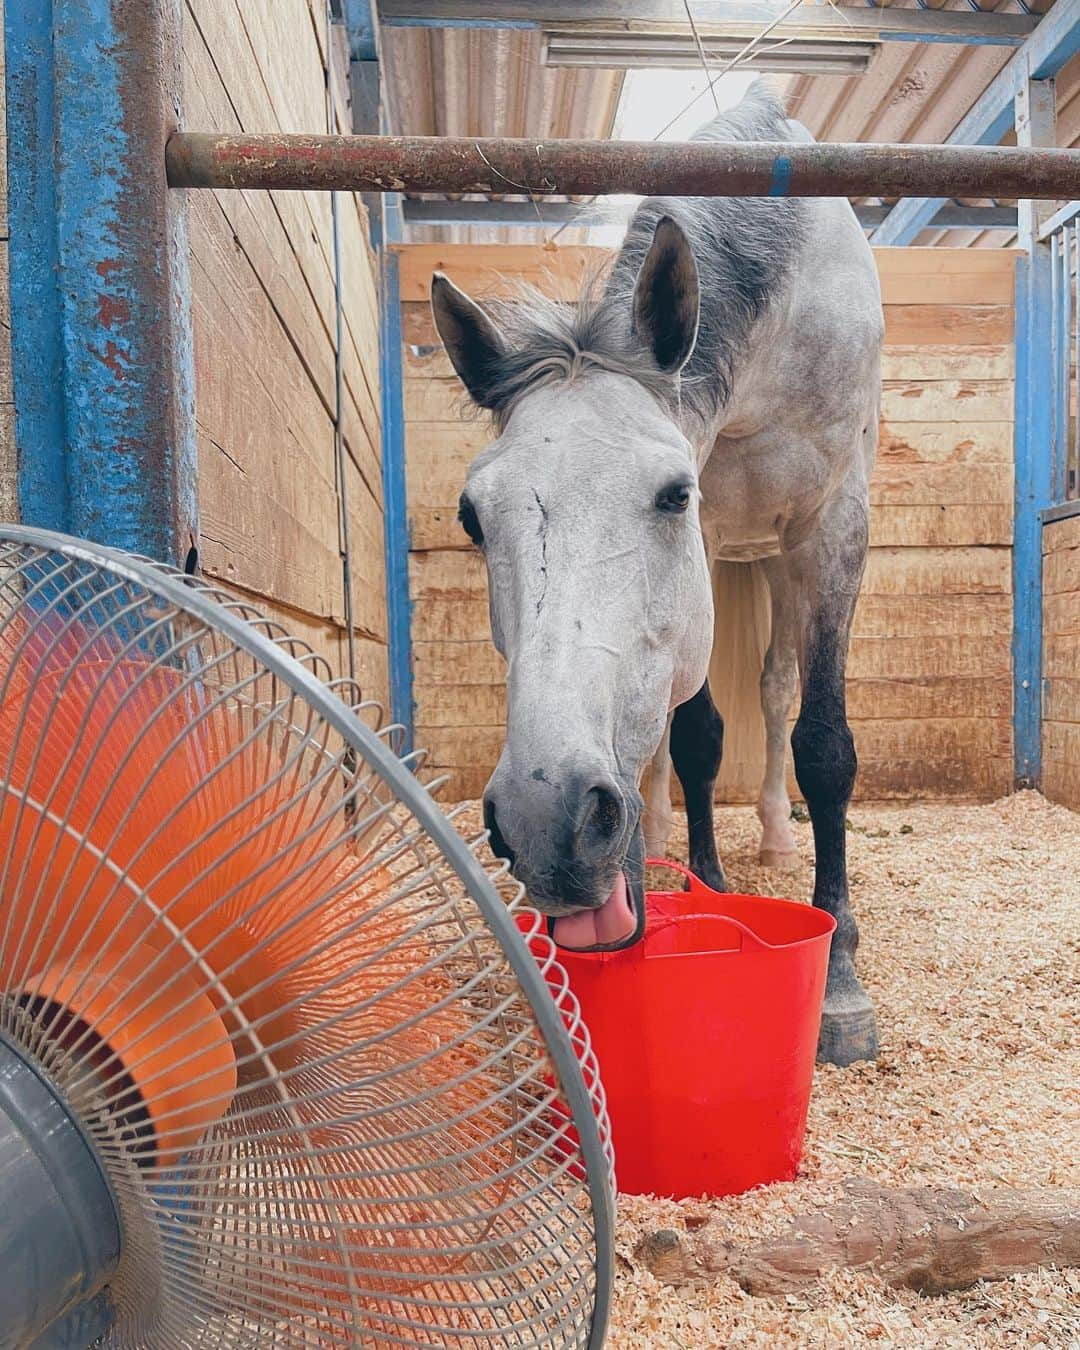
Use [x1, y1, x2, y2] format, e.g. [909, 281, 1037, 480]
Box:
[553, 860, 835, 1199]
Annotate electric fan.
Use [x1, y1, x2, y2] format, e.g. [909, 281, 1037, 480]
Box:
[0, 525, 614, 1349]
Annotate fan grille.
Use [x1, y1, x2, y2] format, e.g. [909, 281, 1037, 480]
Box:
[0, 530, 613, 1348]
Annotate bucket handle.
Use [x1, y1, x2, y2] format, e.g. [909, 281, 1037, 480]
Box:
[646, 858, 771, 952]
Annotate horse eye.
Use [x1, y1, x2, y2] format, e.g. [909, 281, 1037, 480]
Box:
[656, 480, 692, 514]
[458, 493, 484, 547]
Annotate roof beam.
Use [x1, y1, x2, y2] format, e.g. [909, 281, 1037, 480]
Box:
[872, 0, 1080, 245]
[401, 197, 1020, 231]
[379, 1, 1038, 47]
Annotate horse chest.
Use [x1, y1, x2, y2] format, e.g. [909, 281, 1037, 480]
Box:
[697, 428, 845, 561]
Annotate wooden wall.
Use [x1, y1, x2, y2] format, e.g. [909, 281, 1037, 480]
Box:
[183, 1, 388, 708]
[399, 245, 1018, 804]
[1043, 515, 1080, 810]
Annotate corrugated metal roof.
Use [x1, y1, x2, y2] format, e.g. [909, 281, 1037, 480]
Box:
[383, 0, 1074, 248]
[381, 26, 623, 243]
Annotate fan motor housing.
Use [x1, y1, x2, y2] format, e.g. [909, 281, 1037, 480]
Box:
[0, 1037, 121, 1344]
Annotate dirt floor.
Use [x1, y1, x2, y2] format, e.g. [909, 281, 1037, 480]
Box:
[459, 791, 1079, 1347]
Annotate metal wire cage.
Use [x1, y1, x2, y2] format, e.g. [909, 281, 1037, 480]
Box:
[0, 526, 614, 1349]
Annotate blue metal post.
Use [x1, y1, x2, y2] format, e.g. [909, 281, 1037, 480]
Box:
[4, 0, 196, 563]
[378, 199, 414, 746]
[1013, 251, 1054, 787]
[1012, 76, 1058, 789]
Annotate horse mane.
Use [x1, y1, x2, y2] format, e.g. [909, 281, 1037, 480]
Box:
[478, 81, 806, 436]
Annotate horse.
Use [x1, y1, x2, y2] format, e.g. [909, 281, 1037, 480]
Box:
[430, 81, 884, 1067]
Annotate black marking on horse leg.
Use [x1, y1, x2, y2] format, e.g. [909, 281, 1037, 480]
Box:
[792, 631, 877, 1065]
[670, 679, 728, 892]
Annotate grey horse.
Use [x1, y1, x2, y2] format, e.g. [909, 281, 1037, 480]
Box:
[431, 81, 884, 1067]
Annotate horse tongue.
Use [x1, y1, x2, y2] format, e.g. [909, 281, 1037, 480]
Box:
[552, 872, 636, 951]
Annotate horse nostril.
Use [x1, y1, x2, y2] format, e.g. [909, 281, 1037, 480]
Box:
[584, 784, 623, 845]
[483, 797, 516, 868]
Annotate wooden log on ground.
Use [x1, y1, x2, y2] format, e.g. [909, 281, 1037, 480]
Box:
[633, 1181, 1080, 1296]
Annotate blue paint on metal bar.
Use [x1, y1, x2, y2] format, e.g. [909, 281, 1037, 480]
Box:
[383, 13, 1029, 43]
[343, 0, 380, 59]
[877, 28, 1027, 45]
[768, 156, 793, 196]
[5, 0, 196, 563]
[5, 3, 67, 530]
[381, 15, 538, 26]
[873, 0, 1080, 245]
[1012, 249, 1054, 787]
[379, 204, 414, 747]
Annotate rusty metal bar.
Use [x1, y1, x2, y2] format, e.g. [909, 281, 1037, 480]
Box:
[166, 131, 1080, 200]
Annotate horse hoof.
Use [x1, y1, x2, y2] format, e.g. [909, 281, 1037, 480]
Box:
[759, 847, 800, 871]
[817, 990, 879, 1067]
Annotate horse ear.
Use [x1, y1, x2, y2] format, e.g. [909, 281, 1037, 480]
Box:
[431, 273, 509, 409]
[631, 216, 700, 374]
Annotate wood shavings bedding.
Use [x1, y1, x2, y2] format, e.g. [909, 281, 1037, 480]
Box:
[452, 792, 1080, 1347]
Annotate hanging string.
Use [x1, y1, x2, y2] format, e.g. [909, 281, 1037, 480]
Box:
[543, 0, 813, 246]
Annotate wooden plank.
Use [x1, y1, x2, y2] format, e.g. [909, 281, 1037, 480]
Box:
[190, 222, 345, 621]
[878, 421, 1011, 466]
[412, 374, 1013, 431]
[848, 634, 1011, 679]
[1043, 719, 1080, 765]
[882, 305, 1013, 347]
[409, 548, 487, 600]
[344, 457, 389, 643]
[407, 438, 1014, 517]
[413, 631, 1011, 687]
[198, 429, 343, 624]
[1043, 540, 1080, 595]
[1042, 757, 1080, 812]
[418, 718, 1011, 795]
[1044, 589, 1080, 638]
[862, 546, 1012, 596]
[413, 502, 1019, 553]
[413, 674, 1012, 729]
[1043, 514, 1080, 554]
[1042, 630, 1080, 676]
[410, 510, 474, 552]
[869, 504, 1012, 548]
[183, 33, 383, 505]
[853, 593, 1012, 637]
[431, 756, 1016, 808]
[404, 334, 1016, 385]
[879, 380, 1013, 423]
[1043, 678, 1080, 726]
[878, 346, 1013, 381]
[394, 244, 1018, 305]
[869, 463, 1012, 508]
[428, 754, 1014, 807]
[411, 591, 1012, 645]
[870, 248, 1019, 304]
[186, 0, 384, 496]
[403, 296, 1015, 379]
[413, 598, 490, 643]
[414, 547, 1015, 605]
[847, 754, 1012, 803]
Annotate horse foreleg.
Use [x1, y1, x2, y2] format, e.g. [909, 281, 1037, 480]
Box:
[670, 680, 728, 892]
[643, 719, 675, 859]
[758, 558, 799, 869]
[789, 494, 877, 1066]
